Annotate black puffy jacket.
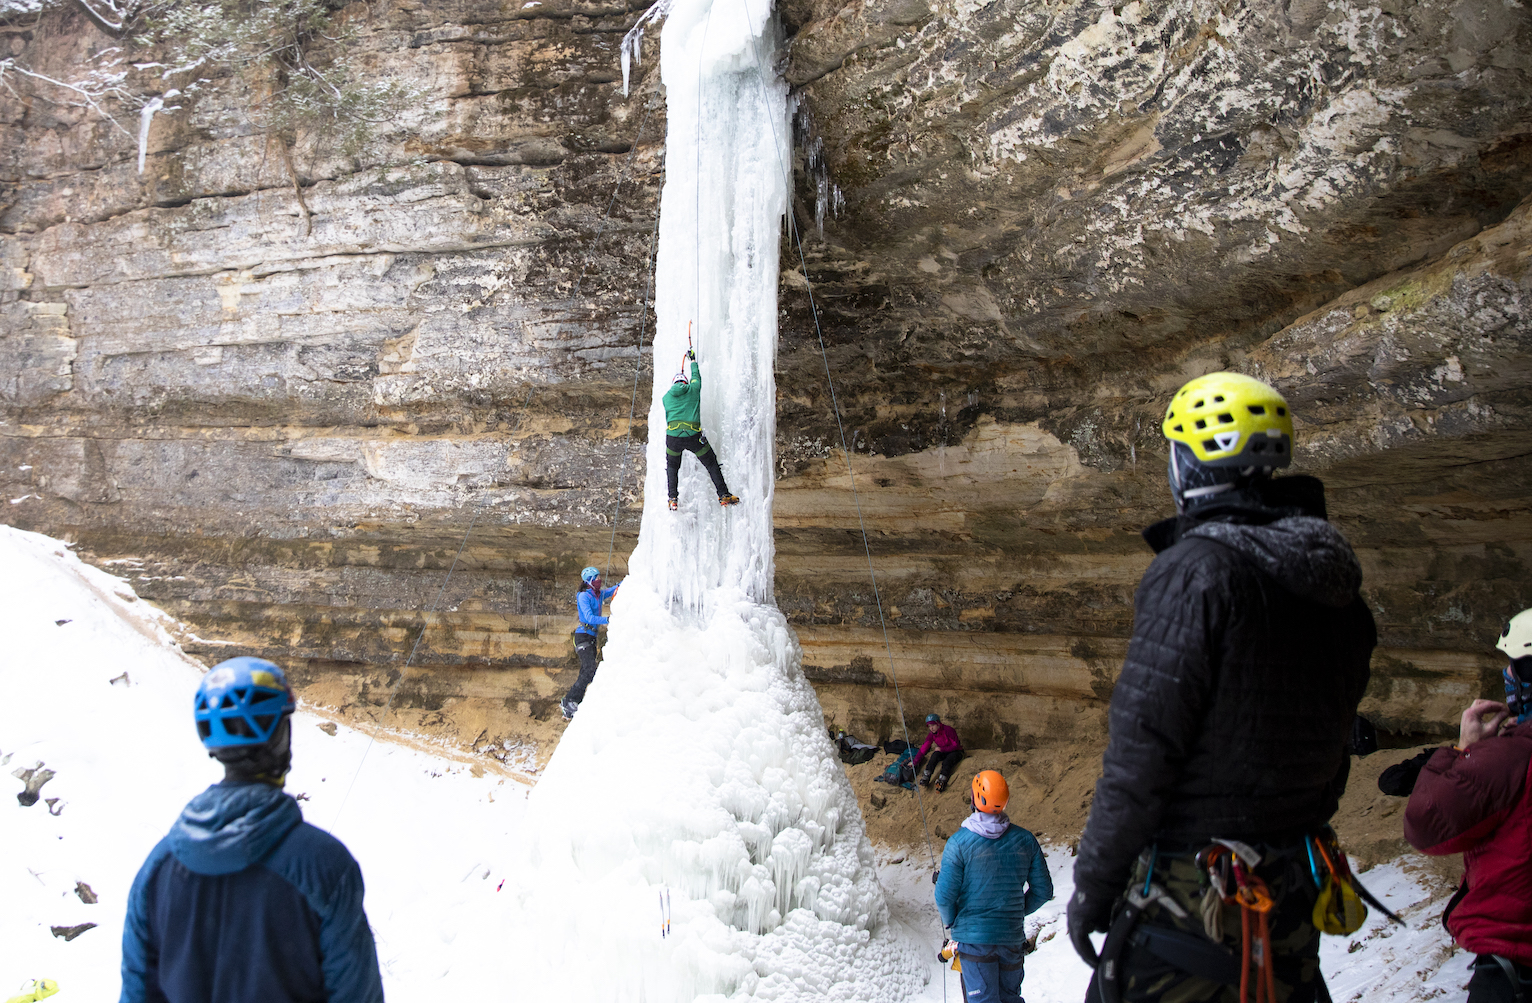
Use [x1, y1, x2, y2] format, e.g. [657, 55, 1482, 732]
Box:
[1072, 477, 1376, 912]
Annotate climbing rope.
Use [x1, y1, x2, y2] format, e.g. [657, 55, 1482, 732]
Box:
[730, 0, 943, 880]
[331, 72, 664, 829]
[330, 509, 479, 827]
[569, 95, 658, 307]
[605, 168, 664, 578]
[694, 7, 713, 354]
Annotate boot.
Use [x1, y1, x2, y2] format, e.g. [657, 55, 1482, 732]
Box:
[667, 497, 678, 511]
[719, 494, 740, 506]
[560, 698, 578, 721]
[919, 770, 933, 787]
[935, 774, 949, 792]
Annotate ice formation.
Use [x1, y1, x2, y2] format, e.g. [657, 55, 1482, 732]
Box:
[503, 0, 928, 998]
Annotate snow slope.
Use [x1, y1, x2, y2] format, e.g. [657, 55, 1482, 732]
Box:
[0, 525, 525, 999]
[0, 524, 1472, 1000]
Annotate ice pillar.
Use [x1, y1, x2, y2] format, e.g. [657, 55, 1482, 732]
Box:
[499, 1, 927, 999]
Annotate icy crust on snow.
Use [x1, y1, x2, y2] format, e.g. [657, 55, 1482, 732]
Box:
[514, 586, 925, 1001]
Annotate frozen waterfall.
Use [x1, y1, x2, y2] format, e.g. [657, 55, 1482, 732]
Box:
[491, 0, 928, 999]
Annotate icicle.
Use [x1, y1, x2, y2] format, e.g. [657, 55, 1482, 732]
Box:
[136, 90, 180, 175]
[620, 0, 674, 96]
[137, 97, 164, 174]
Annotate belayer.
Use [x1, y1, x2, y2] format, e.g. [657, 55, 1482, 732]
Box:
[562, 566, 620, 721]
[934, 770, 1053, 1003]
[121, 657, 384, 1003]
[1066, 373, 1376, 1003]
[663, 347, 739, 510]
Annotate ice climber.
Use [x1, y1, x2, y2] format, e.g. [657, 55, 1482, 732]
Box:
[1065, 372, 1376, 1003]
[562, 566, 620, 721]
[1404, 608, 1532, 1003]
[934, 769, 1053, 1003]
[663, 348, 739, 510]
[914, 712, 963, 791]
[121, 656, 384, 1003]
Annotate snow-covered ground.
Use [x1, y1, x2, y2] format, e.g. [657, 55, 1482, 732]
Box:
[1, 523, 1472, 1001]
[877, 850, 1472, 1003]
[0, 525, 521, 999]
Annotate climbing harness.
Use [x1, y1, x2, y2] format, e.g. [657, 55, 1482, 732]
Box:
[1194, 841, 1277, 1003]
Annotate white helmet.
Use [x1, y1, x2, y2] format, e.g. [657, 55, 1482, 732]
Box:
[1496, 608, 1532, 659]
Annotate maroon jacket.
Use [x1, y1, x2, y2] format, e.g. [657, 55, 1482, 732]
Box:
[1404, 722, 1532, 963]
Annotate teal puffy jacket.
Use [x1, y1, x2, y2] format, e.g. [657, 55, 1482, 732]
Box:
[934, 820, 1053, 946]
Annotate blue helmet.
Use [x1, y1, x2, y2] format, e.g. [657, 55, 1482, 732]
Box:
[194, 657, 296, 749]
[926, 713, 941, 723]
[581, 566, 601, 584]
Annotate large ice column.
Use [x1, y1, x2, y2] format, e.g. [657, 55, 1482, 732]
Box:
[494, 1, 927, 999]
[632, 0, 785, 609]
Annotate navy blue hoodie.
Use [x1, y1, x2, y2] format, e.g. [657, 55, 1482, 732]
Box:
[121, 780, 383, 1003]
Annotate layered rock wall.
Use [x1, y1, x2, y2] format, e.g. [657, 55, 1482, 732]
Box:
[2, 0, 1528, 766]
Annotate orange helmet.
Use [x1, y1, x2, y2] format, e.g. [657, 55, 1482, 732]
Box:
[971, 770, 1009, 814]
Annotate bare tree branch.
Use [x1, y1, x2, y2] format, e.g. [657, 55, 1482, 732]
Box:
[275, 133, 311, 238]
[0, 58, 135, 139]
[68, 0, 127, 37]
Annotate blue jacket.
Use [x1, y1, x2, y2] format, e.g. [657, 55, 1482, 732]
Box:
[575, 585, 618, 637]
[934, 817, 1053, 946]
[121, 780, 383, 1003]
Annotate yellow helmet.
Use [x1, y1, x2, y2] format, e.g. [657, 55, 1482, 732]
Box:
[1163, 372, 1294, 468]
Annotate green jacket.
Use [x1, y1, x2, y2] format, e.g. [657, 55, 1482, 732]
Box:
[663, 360, 702, 436]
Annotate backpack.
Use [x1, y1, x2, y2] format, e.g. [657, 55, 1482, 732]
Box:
[874, 749, 916, 789]
[835, 730, 879, 766]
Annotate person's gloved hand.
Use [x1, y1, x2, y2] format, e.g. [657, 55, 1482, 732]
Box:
[686, 349, 696, 360]
[1066, 888, 1110, 967]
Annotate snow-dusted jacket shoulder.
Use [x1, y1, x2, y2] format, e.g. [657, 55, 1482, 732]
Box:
[935, 821, 1052, 946]
[1405, 723, 1532, 963]
[121, 781, 383, 1003]
[1073, 489, 1375, 909]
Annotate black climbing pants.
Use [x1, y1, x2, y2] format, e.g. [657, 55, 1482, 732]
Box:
[567, 633, 599, 705]
[1469, 956, 1532, 1003]
[916, 748, 964, 779]
[666, 433, 730, 500]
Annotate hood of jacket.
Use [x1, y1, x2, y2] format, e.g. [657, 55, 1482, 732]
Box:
[167, 780, 303, 876]
[1182, 515, 1362, 607]
[1141, 475, 1362, 607]
[961, 810, 1012, 839]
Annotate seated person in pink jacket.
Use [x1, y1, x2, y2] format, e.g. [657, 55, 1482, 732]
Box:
[914, 713, 963, 791]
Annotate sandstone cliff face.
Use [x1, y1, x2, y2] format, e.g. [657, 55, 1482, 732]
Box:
[1, 0, 1527, 767]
